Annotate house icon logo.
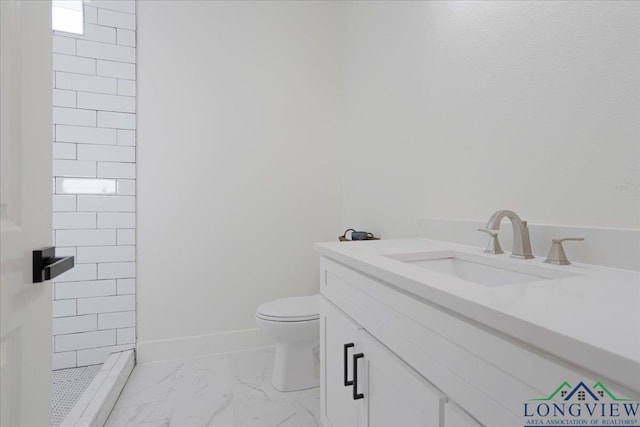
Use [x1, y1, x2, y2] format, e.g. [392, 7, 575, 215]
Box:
[523, 381, 639, 426]
[529, 381, 634, 402]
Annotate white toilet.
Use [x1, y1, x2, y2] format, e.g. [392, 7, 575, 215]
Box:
[255, 294, 320, 392]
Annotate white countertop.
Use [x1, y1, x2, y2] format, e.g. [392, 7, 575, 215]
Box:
[315, 238, 640, 392]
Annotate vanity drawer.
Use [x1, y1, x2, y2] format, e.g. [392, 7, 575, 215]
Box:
[444, 402, 481, 427]
[320, 256, 639, 426]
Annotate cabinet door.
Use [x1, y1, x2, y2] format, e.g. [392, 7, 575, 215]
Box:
[444, 402, 482, 427]
[357, 330, 445, 427]
[321, 298, 362, 427]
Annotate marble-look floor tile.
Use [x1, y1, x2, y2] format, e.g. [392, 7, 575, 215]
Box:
[105, 348, 320, 427]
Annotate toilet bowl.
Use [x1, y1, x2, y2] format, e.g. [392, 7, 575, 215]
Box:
[255, 295, 320, 392]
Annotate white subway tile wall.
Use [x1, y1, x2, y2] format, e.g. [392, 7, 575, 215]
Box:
[52, 0, 136, 369]
[53, 54, 96, 75]
[97, 161, 136, 178]
[116, 179, 136, 195]
[84, 5, 98, 24]
[56, 71, 118, 94]
[53, 159, 97, 177]
[53, 142, 78, 159]
[57, 125, 117, 145]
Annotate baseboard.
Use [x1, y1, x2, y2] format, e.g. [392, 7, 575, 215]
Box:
[136, 328, 274, 364]
[418, 217, 639, 271]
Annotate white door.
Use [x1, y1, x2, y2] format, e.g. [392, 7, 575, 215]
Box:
[1, 1, 54, 426]
[320, 297, 362, 427]
[357, 330, 445, 427]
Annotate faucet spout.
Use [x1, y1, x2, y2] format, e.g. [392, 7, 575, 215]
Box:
[485, 210, 534, 259]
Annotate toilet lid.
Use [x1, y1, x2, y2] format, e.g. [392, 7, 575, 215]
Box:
[256, 295, 320, 322]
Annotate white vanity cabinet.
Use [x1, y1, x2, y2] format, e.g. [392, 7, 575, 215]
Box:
[321, 298, 361, 427]
[318, 253, 639, 427]
[357, 329, 445, 427]
[444, 402, 481, 427]
[320, 298, 445, 427]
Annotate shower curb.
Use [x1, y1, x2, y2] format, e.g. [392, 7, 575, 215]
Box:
[59, 350, 135, 427]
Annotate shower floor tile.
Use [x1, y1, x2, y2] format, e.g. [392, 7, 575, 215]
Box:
[105, 347, 320, 427]
[52, 364, 102, 426]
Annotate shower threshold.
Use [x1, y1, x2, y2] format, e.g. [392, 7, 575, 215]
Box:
[52, 364, 102, 426]
[52, 350, 135, 427]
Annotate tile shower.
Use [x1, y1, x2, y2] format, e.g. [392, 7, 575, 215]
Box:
[51, 0, 137, 372]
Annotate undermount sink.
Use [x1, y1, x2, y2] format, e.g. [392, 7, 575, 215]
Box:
[384, 250, 578, 287]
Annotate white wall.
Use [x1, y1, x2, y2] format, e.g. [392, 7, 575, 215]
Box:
[341, 1, 640, 237]
[137, 1, 343, 354]
[136, 1, 640, 360]
[51, 0, 137, 369]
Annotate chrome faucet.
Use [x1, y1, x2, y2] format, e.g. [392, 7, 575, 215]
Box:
[485, 210, 534, 259]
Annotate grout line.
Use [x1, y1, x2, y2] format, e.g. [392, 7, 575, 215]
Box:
[52, 309, 136, 320]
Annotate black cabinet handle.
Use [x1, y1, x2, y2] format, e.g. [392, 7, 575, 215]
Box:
[344, 343, 354, 386]
[353, 353, 364, 400]
[33, 247, 74, 283]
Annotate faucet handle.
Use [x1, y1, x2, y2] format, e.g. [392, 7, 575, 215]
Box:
[478, 228, 497, 238]
[552, 237, 584, 244]
[544, 237, 584, 265]
[477, 229, 504, 254]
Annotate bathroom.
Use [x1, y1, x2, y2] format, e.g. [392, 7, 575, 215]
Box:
[0, 0, 638, 426]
